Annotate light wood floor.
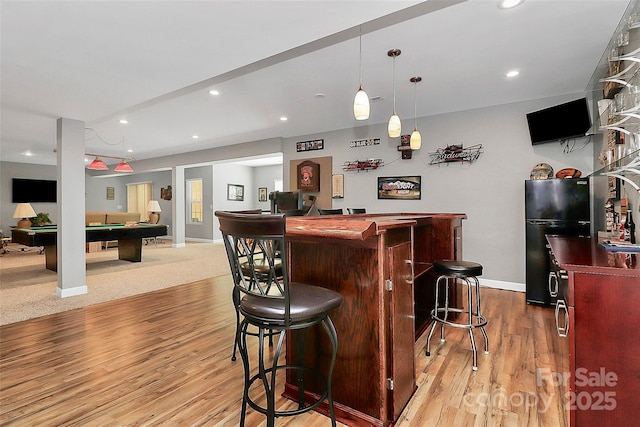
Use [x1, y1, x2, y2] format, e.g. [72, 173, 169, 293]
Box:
[0, 277, 563, 426]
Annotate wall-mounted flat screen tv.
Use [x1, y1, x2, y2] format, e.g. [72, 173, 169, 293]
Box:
[526, 98, 591, 145]
[12, 178, 57, 203]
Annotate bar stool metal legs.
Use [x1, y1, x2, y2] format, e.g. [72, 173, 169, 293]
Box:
[237, 316, 339, 427]
[426, 262, 488, 371]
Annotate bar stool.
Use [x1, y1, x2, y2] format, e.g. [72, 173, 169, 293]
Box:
[216, 211, 343, 426]
[425, 260, 488, 370]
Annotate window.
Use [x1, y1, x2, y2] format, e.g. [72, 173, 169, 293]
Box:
[187, 179, 203, 224]
[274, 178, 283, 192]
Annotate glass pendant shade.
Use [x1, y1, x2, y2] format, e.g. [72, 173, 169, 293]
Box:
[87, 157, 108, 171]
[114, 161, 134, 172]
[388, 114, 401, 138]
[354, 86, 370, 120]
[410, 129, 422, 150]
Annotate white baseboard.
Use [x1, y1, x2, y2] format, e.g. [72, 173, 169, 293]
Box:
[185, 238, 214, 243]
[57, 285, 88, 298]
[172, 242, 187, 248]
[479, 278, 525, 293]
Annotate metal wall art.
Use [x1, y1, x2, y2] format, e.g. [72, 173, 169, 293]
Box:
[428, 143, 483, 165]
[296, 139, 324, 152]
[349, 138, 380, 148]
[377, 176, 421, 200]
[343, 159, 384, 172]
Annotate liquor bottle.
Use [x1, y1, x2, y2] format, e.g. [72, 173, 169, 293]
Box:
[626, 210, 636, 244]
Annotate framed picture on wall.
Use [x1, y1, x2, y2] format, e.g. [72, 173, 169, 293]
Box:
[106, 186, 115, 200]
[377, 176, 421, 200]
[258, 187, 268, 202]
[227, 184, 244, 201]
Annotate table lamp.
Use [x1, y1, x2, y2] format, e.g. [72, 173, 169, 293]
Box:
[13, 203, 36, 228]
[147, 200, 161, 224]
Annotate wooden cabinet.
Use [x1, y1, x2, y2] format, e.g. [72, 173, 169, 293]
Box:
[547, 236, 640, 426]
[283, 213, 465, 426]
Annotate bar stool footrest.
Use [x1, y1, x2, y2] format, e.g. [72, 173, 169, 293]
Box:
[430, 307, 488, 329]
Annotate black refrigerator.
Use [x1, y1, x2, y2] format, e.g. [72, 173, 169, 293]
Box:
[525, 178, 590, 305]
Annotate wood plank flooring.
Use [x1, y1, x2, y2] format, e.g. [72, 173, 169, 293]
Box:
[0, 277, 563, 426]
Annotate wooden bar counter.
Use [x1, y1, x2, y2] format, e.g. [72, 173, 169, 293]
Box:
[546, 236, 640, 427]
[283, 213, 466, 427]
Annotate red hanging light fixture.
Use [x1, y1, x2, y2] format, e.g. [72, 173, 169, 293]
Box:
[87, 157, 109, 171]
[113, 160, 134, 172]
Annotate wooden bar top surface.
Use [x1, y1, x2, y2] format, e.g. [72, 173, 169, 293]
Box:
[547, 235, 640, 277]
[286, 212, 466, 241]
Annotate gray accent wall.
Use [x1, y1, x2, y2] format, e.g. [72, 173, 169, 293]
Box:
[2, 92, 605, 288]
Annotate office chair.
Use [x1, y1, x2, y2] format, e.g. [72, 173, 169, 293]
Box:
[216, 211, 343, 426]
[347, 208, 366, 214]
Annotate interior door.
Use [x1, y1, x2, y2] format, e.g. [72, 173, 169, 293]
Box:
[388, 241, 415, 420]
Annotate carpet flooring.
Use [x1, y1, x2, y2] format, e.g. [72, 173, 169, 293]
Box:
[0, 241, 231, 325]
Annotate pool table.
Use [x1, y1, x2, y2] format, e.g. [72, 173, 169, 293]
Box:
[11, 223, 168, 271]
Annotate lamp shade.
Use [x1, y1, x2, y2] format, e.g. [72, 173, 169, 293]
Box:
[87, 157, 108, 171]
[410, 129, 422, 150]
[353, 86, 370, 120]
[388, 114, 401, 138]
[13, 203, 37, 219]
[147, 200, 161, 212]
[114, 161, 134, 172]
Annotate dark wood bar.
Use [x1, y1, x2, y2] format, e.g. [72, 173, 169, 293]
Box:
[546, 236, 640, 427]
[283, 213, 466, 427]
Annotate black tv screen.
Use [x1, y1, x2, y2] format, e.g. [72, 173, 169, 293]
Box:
[526, 98, 591, 145]
[12, 178, 57, 203]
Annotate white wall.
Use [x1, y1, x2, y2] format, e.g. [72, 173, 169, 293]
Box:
[283, 93, 596, 287]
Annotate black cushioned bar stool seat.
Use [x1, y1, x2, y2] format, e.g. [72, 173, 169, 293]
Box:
[426, 259, 488, 371]
[434, 260, 483, 278]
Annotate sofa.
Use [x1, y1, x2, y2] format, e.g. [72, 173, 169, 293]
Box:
[85, 211, 141, 225]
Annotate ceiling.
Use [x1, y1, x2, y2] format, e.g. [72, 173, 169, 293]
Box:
[0, 0, 632, 168]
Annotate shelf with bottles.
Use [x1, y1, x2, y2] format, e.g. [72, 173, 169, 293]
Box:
[592, 147, 640, 192]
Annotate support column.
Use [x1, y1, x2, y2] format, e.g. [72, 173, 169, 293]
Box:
[56, 118, 87, 298]
[172, 166, 186, 248]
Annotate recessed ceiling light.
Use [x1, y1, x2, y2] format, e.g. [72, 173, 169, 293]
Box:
[127, 149, 133, 153]
[119, 119, 128, 124]
[506, 70, 520, 78]
[499, 0, 523, 9]
[24, 151, 33, 156]
[315, 93, 325, 99]
[209, 89, 219, 96]
[280, 116, 288, 121]
[192, 135, 199, 139]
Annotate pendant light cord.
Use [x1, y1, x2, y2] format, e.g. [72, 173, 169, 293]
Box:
[359, 25, 363, 87]
[414, 81, 418, 129]
[392, 55, 397, 114]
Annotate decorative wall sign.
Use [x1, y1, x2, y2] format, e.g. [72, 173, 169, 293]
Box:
[350, 138, 380, 148]
[343, 159, 384, 172]
[227, 184, 244, 201]
[106, 186, 115, 200]
[377, 176, 421, 200]
[297, 160, 320, 192]
[397, 134, 412, 159]
[429, 143, 483, 165]
[258, 187, 268, 202]
[296, 139, 324, 152]
[332, 174, 344, 198]
[161, 185, 172, 201]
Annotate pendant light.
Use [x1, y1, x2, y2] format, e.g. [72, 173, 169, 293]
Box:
[410, 76, 422, 150]
[87, 157, 108, 171]
[353, 26, 369, 120]
[387, 49, 402, 138]
[114, 160, 134, 172]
